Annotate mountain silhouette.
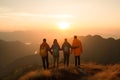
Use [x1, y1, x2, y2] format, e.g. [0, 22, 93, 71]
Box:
[0, 34, 120, 79]
[0, 39, 38, 66]
[0, 55, 42, 78]
[0, 34, 120, 67]
[78, 35, 120, 64]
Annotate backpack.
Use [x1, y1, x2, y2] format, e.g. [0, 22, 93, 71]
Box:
[64, 46, 69, 53]
[40, 47, 47, 57]
[53, 46, 59, 56]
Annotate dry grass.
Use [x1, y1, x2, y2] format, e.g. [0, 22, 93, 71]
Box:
[89, 64, 120, 80]
[19, 70, 51, 80]
[4, 63, 120, 80]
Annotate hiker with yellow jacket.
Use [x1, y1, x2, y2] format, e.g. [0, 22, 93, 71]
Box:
[39, 38, 52, 69]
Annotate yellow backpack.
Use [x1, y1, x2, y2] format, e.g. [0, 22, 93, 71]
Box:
[40, 47, 47, 57]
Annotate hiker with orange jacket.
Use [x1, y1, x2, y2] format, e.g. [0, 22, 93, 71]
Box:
[72, 35, 83, 68]
[39, 38, 52, 69]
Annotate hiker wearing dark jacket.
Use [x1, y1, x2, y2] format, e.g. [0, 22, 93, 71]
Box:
[40, 38, 52, 69]
[62, 38, 71, 67]
[51, 39, 60, 68]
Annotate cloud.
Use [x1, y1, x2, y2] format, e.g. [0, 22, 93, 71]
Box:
[0, 11, 73, 19]
[0, 7, 12, 13]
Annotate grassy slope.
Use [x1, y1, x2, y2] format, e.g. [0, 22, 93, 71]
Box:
[16, 63, 120, 80]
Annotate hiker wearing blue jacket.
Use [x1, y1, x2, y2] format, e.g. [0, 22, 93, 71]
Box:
[51, 39, 60, 68]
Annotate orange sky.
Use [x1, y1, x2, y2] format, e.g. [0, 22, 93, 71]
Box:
[0, 0, 120, 38]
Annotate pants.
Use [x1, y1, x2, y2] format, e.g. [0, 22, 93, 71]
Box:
[64, 53, 70, 66]
[75, 56, 80, 66]
[41, 56, 49, 69]
[53, 56, 59, 68]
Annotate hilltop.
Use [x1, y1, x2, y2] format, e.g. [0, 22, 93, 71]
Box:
[9, 63, 120, 80]
[1, 62, 120, 80]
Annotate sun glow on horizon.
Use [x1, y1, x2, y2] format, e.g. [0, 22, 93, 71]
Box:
[58, 22, 70, 30]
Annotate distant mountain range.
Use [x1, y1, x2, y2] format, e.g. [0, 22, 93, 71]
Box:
[0, 39, 38, 66]
[0, 35, 120, 78]
[0, 31, 71, 43]
[79, 35, 120, 64]
[0, 34, 120, 67]
[0, 31, 41, 43]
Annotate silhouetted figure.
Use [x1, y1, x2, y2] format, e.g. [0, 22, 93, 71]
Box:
[62, 38, 71, 67]
[40, 38, 52, 69]
[72, 35, 83, 68]
[51, 39, 60, 68]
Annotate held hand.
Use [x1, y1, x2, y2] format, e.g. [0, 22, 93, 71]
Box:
[71, 46, 78, 49]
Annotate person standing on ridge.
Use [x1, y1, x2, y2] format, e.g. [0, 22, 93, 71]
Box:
[51, 39, 60, 69]
[72, 35, 83, 68]
[39, 38, 52, 69]
[62, 38, 71, 67]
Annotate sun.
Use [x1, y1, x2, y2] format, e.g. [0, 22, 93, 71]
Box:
[58, 22, 69, 30]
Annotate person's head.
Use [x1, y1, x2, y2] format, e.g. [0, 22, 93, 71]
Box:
[43, 38, 46, 42]
[53, 39, 57, 43]
[74, 35, 77, 39]
[64, 38, 67, 42]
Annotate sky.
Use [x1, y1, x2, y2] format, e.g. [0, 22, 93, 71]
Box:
[0, 0, 120, 38]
